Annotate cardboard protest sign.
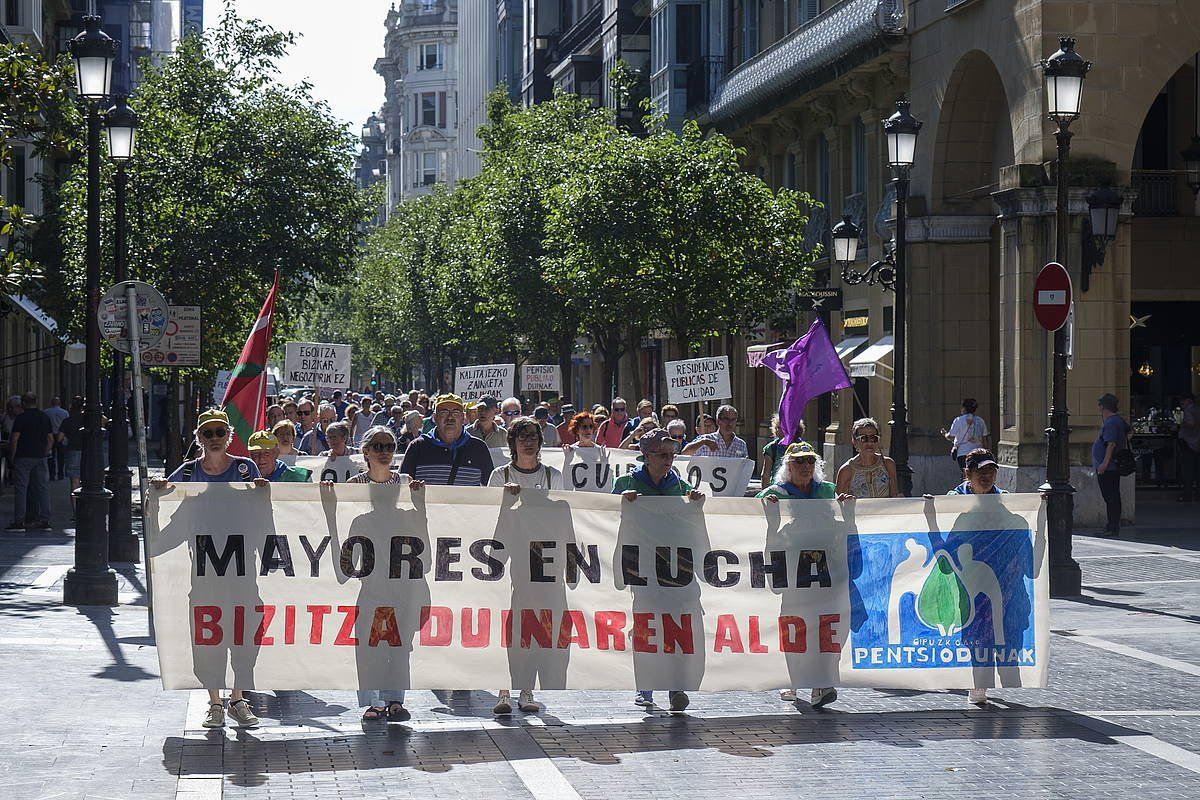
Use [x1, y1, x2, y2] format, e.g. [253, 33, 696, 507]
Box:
[455, 364, 516, 401]
[284, 342, 352, 389]
[664, 356, 732, 404]
[521, 364, 561, 393]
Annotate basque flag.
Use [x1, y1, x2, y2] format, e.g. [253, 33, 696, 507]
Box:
[220, 272, 279, 456]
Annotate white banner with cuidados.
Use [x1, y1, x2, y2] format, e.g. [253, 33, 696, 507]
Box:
[146, 486, 1048, 692]
[488, 447, 755, 496]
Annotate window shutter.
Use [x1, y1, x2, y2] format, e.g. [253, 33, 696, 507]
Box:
[438, 92, 447, 128]
[803, 0, 819, 24]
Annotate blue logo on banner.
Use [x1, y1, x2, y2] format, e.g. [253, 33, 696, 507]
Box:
[848, 530, 1036, 669]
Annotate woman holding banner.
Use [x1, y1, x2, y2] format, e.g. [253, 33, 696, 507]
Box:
[757, 442, 847, 708]
[487, 417, 564, 715]
[150, 409, 266, 728]
[835, 418, 899, 499]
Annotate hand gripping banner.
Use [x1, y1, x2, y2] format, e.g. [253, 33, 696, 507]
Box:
[147, 485, 1049, 692]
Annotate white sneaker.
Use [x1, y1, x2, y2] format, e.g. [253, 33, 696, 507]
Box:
[228, 699, 259, 727]
[810, 687, 837, 708]
[202, 703, 225, 728]
[779, 689, 798, 702]
[968, 688, 989, 705]
[493, 691, 513, 715]
[518, 690, 539, 713]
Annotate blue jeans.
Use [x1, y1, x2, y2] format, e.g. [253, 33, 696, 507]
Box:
[13, 456, 50, 523]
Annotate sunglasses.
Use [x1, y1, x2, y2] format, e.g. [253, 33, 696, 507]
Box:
[501, 410, 521, 417]
[856, 434, 880, 443]
[367, 441, 397, 452]
[201, 428, 228, 439]
[612, 407, 627, 412]
[298, 410, 313, 416]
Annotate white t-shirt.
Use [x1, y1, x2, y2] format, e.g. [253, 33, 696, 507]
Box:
[488, 462, 564, 490]
[948, 413, 989, 457]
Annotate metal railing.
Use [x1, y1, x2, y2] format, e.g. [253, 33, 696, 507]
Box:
[1131, 170, 1178, 217]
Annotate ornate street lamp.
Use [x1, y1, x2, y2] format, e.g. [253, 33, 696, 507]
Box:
[838, 99, 922, 497]
[1039, 36, 1091, 598]
[105, 96, 140, 563]
[63, 15, 119, 606]
[1083, 184, 1121, 291]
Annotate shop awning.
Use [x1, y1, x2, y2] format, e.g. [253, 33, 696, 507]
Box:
[746, 342, 786, 368]
[834, 335, 869, 362]
[848, 336, 894, 380]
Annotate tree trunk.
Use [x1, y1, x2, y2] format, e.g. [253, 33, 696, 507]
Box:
[164, 369, 181, 473]
[557, 339, 574, 404]
[624, 327, 644, 402]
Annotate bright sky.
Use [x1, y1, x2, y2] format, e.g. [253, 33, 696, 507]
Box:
[221, 0, 391, 139]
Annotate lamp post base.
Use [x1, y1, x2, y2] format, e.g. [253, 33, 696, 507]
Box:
[1042, 479, 1082, 598]
[62, 565, 120, 606]
[106, 466, 140, 563]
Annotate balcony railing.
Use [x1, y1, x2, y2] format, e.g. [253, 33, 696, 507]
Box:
[550, 2, 602, 63]
[1131, 170, 1179, 217]
[686, 56, 726, 111]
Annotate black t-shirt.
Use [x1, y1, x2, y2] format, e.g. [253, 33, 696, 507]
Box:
[11, 409, 53, 458]
[59, 415, 86, 451]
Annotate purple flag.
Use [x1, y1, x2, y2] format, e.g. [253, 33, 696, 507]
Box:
[760, 319, 852, 445]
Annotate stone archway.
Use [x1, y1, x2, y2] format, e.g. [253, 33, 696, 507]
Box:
[931, 50, 1015, 215]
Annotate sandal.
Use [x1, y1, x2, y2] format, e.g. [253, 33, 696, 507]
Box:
[385, 701, 410, 722]
[362, 706, 387, 721]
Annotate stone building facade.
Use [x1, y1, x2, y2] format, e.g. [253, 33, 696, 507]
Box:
[376, 1, 459, 216]
[671, 0, 1200, 523]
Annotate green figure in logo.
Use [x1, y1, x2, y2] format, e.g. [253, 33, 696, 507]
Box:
[916, 554, 972, 636]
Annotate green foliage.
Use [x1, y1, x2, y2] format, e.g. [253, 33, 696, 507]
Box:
[310, 90, 817, 387]
[0, 42, 81, 291]
[40, 11, 371, 379]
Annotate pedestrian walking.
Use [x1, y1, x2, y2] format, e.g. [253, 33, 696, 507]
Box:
[44, 396, 69, 480]
[58, 397, 86, 513]
[400, 394, 494, 486]
[488, 416, 564, 715]
[6, 392, 54, 531]
[150, 408, 266, 728]
[756, 441, 846, 708]
[941, 398, 990, 469]
[613, 428, 704, 712]
[1093, 393, 1130, 538]
[1177, 393, 1199, 502]
[836, 418, 900, 498]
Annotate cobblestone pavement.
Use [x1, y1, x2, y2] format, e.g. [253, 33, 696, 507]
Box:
[1, 478, 1197, 799]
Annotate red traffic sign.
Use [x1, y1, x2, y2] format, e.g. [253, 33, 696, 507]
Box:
[1033, 262, 1072, 332]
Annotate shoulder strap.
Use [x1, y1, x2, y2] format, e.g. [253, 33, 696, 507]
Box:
[446, 445, 464, 485]
[545, 465, 551, 486]
[503, 465, 510, 483]
[181, 459, 195, 481]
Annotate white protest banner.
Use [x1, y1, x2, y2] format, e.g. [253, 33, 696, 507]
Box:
[664, 356, 732, 405]
[521, 364, 561, 393]
[284, 342, 352, 389]
[488, 447, 755, 496]
[455, 364, 515, 401]
[147, 487, 1048, 691]
[295, 455, 366, 484]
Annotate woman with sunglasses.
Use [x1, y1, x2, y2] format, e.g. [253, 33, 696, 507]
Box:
[347, 426, 423, 487]
[835, 417, 899, 498]
[342, 425, 423, 722]
[487, 417, 563, 716]
[150, 408, 266, 729]
[563, 411, 601, 451]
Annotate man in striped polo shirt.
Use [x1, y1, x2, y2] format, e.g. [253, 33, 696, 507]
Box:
[399, 393, 494, 486]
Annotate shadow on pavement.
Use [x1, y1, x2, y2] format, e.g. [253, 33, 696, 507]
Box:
[79, 605, 157, 681]
[161, 705, 1130, 783]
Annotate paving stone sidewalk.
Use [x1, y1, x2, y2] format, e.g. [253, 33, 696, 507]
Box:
[1, 477, 1198, 799]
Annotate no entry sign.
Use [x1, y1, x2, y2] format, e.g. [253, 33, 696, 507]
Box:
[1033, 262, 1072, 332]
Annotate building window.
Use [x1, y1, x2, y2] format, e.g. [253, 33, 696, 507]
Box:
[801, 0, 820, 25]
[420, 0, 437, 13]
[418, 43, 443, 71]
[415, 92, 447, 128]
[421, 152, 439, 186]
[6, 146, 27, 208]
[785, 152, 797, 190]
[4, 0, 21, 26]
[676, 4, 702, 65]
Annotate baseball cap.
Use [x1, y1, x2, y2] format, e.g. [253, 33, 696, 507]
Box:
[636, 429, 675, 460]
[247, 430, 279, 452]
[782, 441, 819, 462]
[433, 393, 466, 412]
[196, 408, 230, 430]
[477, 395, 500, 410]
[561, 403, 575, 413]
[533, 407, 550, 419]
[965, 450, 999, 470]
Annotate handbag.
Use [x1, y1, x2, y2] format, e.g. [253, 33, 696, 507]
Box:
[1113, 448, 1136, 477]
